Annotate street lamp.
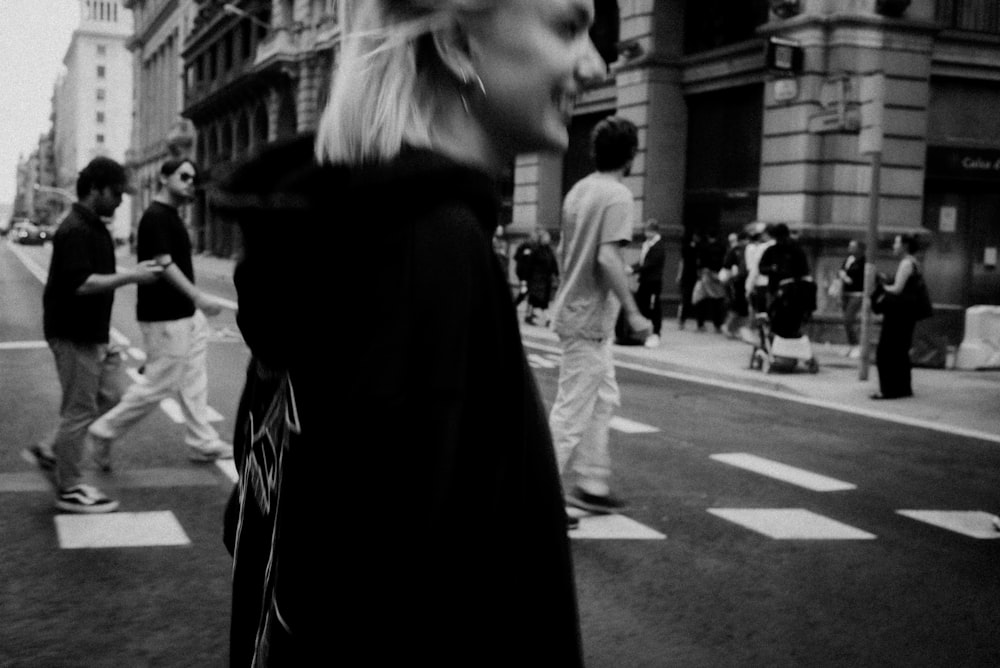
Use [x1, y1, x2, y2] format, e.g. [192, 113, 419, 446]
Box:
[34, 184, 75, 202]
[222, 3, 271, 30]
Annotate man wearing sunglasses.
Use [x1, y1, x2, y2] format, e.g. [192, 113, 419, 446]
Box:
[88, 158, 233, 469]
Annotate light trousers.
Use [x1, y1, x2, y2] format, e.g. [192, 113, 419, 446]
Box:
[48, 339, 125, 490]
[548, 337, 620, 497]
[90, 311, 219, 451]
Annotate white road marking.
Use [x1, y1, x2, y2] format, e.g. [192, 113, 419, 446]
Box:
[710, 453, 856, 492]
[609, 416, 660, 434]
[522, 340, 1000, 446]
[527, 353, 557, 369]
[0, 340, 48, 350]
[708, 508, 876, 540]
[568, 512, 666, 540]
[216, 459, 238, 483]
[897, 510, 1000, 539]
[55, 511, 191, 549]
[206, 406, 224, 422]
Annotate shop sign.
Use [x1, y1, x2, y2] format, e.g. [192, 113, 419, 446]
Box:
[927, 147, 1000, 181]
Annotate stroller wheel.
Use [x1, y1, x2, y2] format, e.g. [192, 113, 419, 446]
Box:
[806, 358, 819, 374]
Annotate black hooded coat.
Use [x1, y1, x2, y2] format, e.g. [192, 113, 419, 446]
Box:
[216, 136, 583, 667]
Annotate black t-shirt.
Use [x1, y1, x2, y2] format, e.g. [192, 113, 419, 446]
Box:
[43, 203, 117, 344]
[136, 201, 196, 322]
[841, 254, 865, 294]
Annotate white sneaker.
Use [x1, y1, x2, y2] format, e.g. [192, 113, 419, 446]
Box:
[644, 334, 661, 348]
[189, 441, 234, 463]
[848, 346, 861, 360]
[56, 484, 119, 514]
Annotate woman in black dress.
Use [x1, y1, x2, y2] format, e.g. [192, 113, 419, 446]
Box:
[873, 234, 923, 399]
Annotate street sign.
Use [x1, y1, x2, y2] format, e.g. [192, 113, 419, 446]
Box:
[859, 73, 885, 155]
[808, 110, 844, 133]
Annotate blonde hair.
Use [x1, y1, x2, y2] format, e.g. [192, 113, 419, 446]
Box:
[315, 0, 492, 165]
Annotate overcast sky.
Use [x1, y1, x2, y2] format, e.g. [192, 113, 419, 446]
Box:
[0, 1, 81, 207]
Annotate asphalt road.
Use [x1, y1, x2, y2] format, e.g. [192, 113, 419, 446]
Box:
[1, 240, 998, 667]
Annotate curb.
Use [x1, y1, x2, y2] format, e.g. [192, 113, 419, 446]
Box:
[519, 329, 803, 396]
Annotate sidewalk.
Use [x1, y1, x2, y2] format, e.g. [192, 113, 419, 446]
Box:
[518, 318, 1000, 443]
[188, 255, 1000, 443]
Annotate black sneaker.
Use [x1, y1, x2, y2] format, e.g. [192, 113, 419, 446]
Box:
[27, 444, 57, 471]
[567, 514, 580, 530]
[55, 484, 119, 514]
[566, 488, 625, 515]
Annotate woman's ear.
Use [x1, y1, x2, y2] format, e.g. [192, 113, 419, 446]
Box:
[431, 20, 474, 84]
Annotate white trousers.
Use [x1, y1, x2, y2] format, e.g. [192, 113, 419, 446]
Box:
[548, 337, 620, 496]
[90, 311, 219, 451]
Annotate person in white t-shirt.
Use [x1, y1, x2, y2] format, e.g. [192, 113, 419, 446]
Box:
[550, 116, 651, 519]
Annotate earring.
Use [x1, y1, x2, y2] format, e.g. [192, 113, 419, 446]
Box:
[459, 71, 487, 114]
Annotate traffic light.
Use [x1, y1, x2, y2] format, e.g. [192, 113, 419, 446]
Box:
[590, 0, 620, 68]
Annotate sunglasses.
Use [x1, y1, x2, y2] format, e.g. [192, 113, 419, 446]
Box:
[177, 173, 196, 183]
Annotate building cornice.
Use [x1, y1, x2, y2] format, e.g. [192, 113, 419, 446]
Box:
[756, 12, 940, 39]
[127, 0, 180, 52]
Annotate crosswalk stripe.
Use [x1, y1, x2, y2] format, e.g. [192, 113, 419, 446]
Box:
[609, 416, 660, 434]
[568, 512, 666, 540]
[897, 510, 1000, 539]
[0, 341, 48, 350]
[708, 508, 876, 540]
[55, 511, 191, 549]
[710, 453, 856, 492]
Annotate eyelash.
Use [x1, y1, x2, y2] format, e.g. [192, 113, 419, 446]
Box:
[558, 20, 584, 40]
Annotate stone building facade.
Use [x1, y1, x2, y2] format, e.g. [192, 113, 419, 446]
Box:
[53, 0, 135, 241]
[123, 0, 200, 236]
[513, 0, 1000, 339]
[170, 0, 998, 339]
[181, 0, 342, 256]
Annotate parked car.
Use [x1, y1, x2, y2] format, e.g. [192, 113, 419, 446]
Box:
[11, 221, 48, 245]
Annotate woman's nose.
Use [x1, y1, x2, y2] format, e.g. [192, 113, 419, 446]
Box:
[577, 37, 609, 84]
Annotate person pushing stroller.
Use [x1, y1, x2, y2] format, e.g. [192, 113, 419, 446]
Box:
[757, 223, 814, 338]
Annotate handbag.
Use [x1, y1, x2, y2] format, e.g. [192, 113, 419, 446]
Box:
[870, 267, 932, 320]
[827, 277, 843, 299]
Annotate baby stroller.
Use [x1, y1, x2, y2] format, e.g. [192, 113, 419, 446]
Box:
[748, 277, 819, 374]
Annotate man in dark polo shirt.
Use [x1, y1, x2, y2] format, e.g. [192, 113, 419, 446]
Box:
[41, 157, 163, 513]
[88, 158, 232, 466]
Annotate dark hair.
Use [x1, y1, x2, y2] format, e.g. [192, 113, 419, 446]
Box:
[768, 223, 790, 241]
[160, 158, 197, 179]
[591, 116, 638, 172]
[898, 233, 922, 254]
[76, 156, 127, 198]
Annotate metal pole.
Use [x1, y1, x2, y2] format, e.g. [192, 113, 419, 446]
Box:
[858, 150, 881, 381]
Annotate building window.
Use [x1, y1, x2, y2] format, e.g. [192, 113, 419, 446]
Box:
[96, 134, 105, 144]
[97, 65, 106, 78]
[97, 111, 105, 123]
[96, 88, 106, 101]
[97, 44, 106, 56]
